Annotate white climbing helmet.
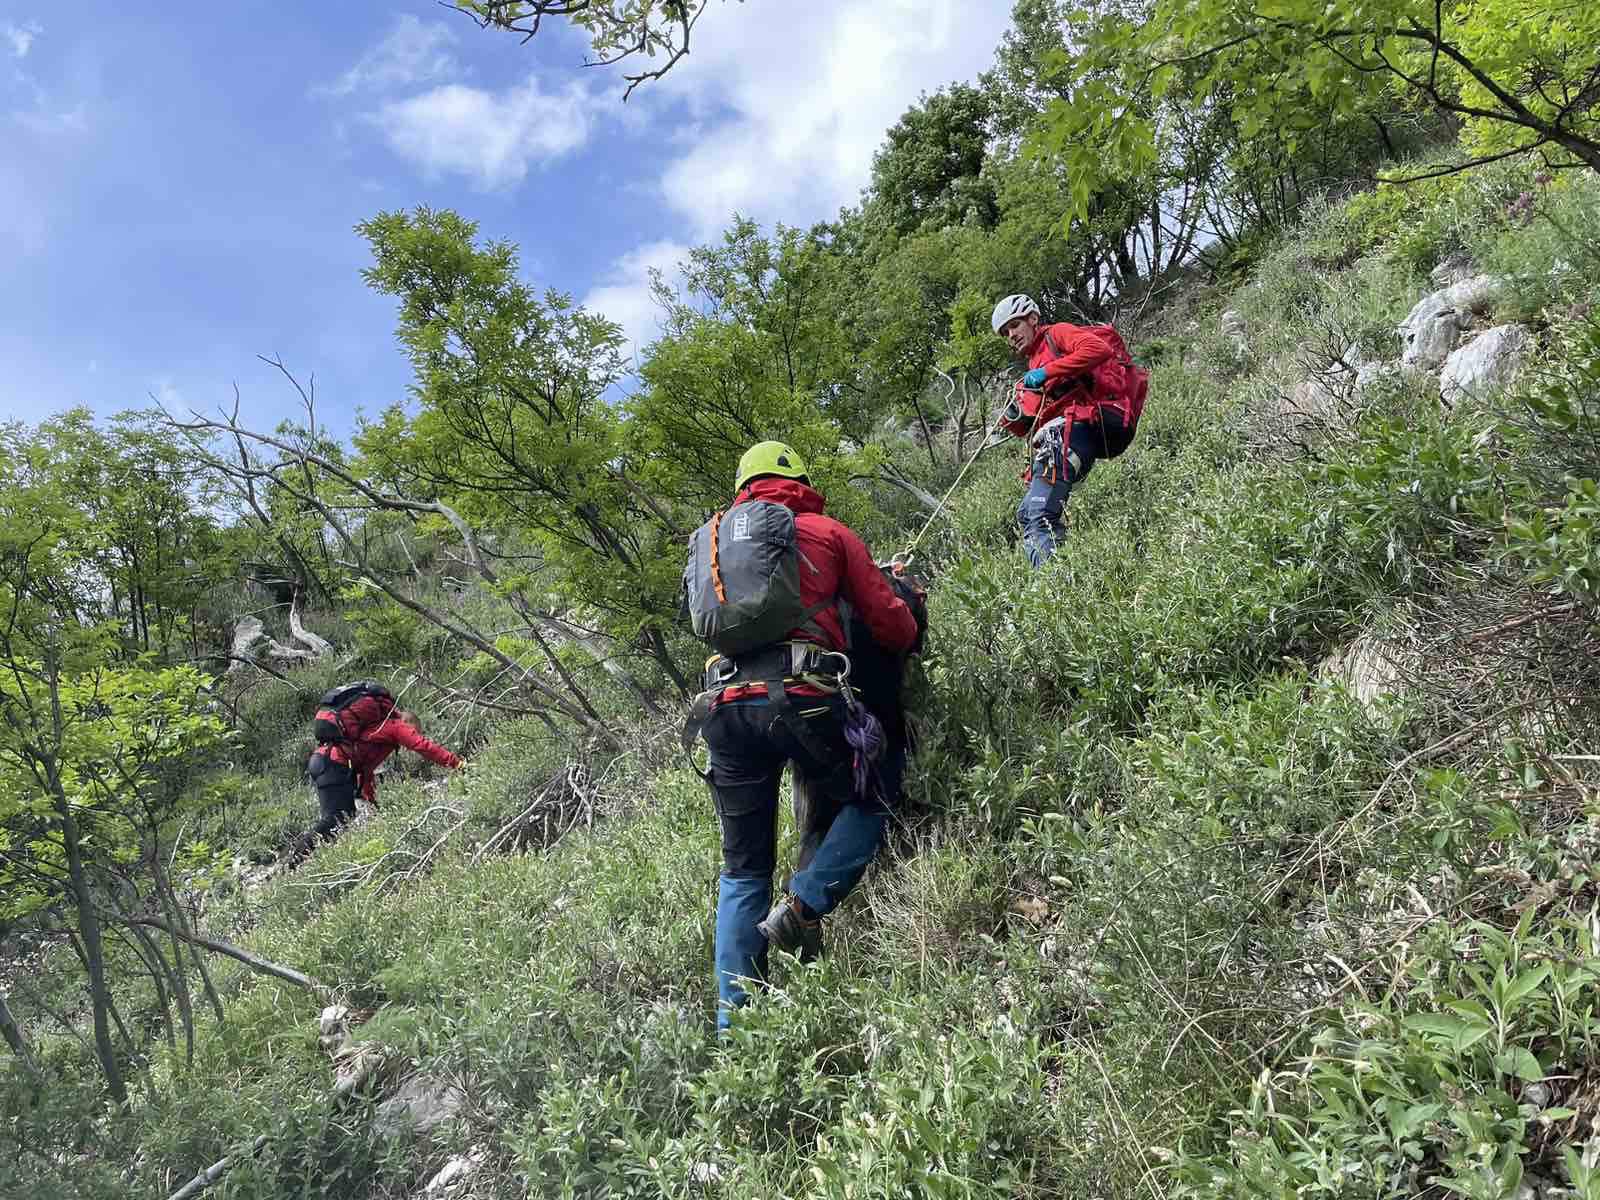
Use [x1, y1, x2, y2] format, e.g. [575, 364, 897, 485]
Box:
[991, 293, 1040, 334]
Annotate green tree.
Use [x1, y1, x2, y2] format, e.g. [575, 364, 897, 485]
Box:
[1035, 0, 1600, 240]
[869, 83, 998, 237]
[355, 208, 689, 697]
[0, 448, 249, 1103]
[632, 219, 860, 514]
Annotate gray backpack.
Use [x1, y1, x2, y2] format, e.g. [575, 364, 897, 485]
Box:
[683, 500, 828, 656]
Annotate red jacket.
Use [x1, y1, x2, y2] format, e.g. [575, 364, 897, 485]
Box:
[1019, 322, 1118, 434]
[717, 477, 917, 699]
[312, 718, 462, 804]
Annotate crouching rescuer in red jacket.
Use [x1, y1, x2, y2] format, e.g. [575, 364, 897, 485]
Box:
[992, 293, 1147, 568]
[682, 441, 922, 1031]
[289, 684, 463, 864]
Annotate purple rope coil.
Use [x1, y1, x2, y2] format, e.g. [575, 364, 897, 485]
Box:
[843, 701, 887, 804]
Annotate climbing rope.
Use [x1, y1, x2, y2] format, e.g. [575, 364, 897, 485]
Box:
[893, 417, 1010, 570]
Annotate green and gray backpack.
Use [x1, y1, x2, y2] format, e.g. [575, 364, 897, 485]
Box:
[683, 501, 828, 657]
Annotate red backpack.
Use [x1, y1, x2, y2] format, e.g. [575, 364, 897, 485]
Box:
[1079, 324, 1149, 436]
[1000, 325, 1150, 454]
[312, 681, 395, 747]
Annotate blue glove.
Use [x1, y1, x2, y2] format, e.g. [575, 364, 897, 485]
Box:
[1021, 367, 1047, 389]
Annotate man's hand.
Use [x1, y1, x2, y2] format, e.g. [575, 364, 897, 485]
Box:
[1021, 367, 1047, 389]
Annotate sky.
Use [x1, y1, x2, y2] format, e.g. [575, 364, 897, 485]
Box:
[1, 0, 1014, 438]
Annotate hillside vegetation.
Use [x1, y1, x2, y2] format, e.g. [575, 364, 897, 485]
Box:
[5, 3, 1600, 1198]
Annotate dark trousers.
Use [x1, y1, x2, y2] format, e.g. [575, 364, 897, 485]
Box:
[1017, 408, 1131, 568]
[307, 754, 358, 839]
[704, 695, 891, 1026]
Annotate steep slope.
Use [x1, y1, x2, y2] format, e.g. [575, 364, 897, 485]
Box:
[18, 162, 1600, 1200]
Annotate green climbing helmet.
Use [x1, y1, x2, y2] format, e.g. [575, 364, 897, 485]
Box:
[734, 441, 809, 492]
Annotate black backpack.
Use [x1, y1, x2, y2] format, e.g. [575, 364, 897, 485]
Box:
[312, 680, 394, 746]
[683, 501, 829, 657]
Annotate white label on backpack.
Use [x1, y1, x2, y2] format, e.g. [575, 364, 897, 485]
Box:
[732, 511, 751, 541]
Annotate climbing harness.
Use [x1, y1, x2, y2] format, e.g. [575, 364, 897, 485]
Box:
[680, 640, 890, 806]
[681, 641, 853, 776]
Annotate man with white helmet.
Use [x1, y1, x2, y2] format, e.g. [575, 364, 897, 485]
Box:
[991, 293, 1145, 567]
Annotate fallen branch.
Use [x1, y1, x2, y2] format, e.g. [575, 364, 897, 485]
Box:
[128, 917, 327, 996]
[287, 588, 333, 657]
[167, 1134, 270, 1200]
[848, 468, 941, 515]
[1462, 601, 1582, 644]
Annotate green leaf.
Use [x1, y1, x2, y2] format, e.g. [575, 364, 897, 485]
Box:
[1403, 1013, 1468, 1038]
[1505, 965, 1551, 1009]
[1495, 1047, 1544, 1082]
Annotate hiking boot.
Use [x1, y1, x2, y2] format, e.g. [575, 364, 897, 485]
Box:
[757, 896, 822, 963]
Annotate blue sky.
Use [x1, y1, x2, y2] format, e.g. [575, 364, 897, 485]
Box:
[1, 1, 1013, 438]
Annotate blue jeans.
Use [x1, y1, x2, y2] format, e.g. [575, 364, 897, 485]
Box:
[704, 695, 890, 1028]
[1016, 410, 1129, 568]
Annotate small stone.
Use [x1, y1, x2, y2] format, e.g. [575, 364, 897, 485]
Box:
[1008, 895, 1049, 924]
[332, 1043, 387, 1101]
[1523, 1081, 1552, 1108]
[1354, 360, 1404, 396]
[1429, 253, 1475, 287]
[319, 1005, 350, 1037]
[690, 1161, 722, 1185]
[425, 1146, 487, 1194]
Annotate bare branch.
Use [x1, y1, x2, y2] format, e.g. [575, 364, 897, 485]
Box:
[125, 916, 327, 996]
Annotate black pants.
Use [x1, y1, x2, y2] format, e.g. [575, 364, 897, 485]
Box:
[307, 753, 358, 839]
[705, 694, 891, 1025]
[704, 695, 858, 881]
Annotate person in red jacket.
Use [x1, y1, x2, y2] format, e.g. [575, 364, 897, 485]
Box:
[992, 293, 1133, 567]
[291, 706, 463, 863]
[694, 440, 920, 1029]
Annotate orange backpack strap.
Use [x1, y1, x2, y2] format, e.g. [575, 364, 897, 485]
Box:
[708, 510, 727, 604]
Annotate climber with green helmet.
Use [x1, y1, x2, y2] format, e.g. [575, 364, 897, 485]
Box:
[681, 441, 923, 1031]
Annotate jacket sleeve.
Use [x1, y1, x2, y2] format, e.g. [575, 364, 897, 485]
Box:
[834, 524, 918, 654]
[375, 720, 463, 770]
[1041, 324, 1116, 385]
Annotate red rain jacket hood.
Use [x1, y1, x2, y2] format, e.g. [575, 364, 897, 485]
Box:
[732, 476, 917, 656]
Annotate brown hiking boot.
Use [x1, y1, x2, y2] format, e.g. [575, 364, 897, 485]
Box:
[757, 896, 822, 963]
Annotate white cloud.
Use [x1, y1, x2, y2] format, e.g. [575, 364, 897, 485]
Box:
[645, 0, 1013, 237]
[3, 21, 40, 60]
[582, 239, 690, 361]
[372, 76, 594, 188]
[316, 14, 460, 97]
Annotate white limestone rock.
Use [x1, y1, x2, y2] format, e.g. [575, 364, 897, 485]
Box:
[1439, 324, 1531, 403]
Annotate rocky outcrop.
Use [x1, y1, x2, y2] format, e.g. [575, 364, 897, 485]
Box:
[1397, 274, 1504, 369]
[1439, 324, 1532, 404]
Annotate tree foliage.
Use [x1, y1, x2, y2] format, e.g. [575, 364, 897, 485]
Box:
[1035, 0, 1600, 242]
[453, 0, 711, 97]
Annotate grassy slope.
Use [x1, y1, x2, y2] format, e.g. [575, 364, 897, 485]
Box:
[16, 158, 1600, 1200]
